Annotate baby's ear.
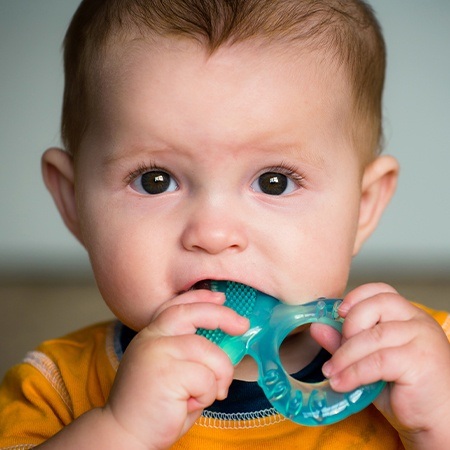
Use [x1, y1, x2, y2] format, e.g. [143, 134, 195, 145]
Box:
[353, 155, 399, 255]
[41, 148, 84, 245]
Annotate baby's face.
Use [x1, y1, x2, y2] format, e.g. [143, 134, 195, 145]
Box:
[74, 38, 364, 330]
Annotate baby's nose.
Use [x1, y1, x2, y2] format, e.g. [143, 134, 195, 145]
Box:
[180, 201, 248, 255]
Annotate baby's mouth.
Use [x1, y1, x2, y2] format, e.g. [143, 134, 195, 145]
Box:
[177, 279, 213, 296]
[189, 279, 213, 291]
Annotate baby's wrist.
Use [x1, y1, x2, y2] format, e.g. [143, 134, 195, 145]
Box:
[37, 407, 153, 450]
[400, 424, 450, 450]
[98, 405, 161, 450]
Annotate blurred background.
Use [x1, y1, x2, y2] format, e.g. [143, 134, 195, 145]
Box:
[1, 1, 449, 379]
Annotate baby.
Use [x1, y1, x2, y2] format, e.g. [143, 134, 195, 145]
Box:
[1, 0, 449, 449]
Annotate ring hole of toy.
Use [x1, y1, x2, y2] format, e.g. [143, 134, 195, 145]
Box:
[278, 322, 338, 382]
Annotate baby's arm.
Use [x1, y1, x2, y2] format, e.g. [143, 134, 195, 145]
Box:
[35, 290, 248, 450]
[320, 283, 450, 450]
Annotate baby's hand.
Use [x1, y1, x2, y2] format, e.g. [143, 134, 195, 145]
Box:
[103, 290, 249, 449]
[321, 283, 450, 449]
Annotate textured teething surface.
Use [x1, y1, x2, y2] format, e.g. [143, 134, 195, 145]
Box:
[196, 281, 256, 344]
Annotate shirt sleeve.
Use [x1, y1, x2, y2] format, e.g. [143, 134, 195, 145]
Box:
[0, 352, 73, 449]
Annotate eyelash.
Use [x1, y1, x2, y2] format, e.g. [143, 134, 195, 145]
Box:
[124, 161, 168, 185]
[124, 161, 305, 188]
[262, 163, 306, 187]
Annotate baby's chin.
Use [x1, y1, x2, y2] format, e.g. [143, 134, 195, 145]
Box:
[233, 355, 259, 382]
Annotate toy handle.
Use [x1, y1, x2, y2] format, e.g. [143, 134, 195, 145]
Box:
[248, 299, 386, 425]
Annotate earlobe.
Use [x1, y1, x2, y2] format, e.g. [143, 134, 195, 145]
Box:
[41, 148, 84, 244]
[353, 155, 399, 255]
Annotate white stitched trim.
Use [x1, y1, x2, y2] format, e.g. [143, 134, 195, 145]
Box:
[197, 408, 286, 429]
[0, 446, 35, 450]
[23, 351, 73, 415]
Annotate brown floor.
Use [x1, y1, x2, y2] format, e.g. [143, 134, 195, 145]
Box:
[1, 277, 449, 380]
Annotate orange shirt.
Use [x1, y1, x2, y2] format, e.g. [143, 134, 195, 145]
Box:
[1, 305, 449, 449]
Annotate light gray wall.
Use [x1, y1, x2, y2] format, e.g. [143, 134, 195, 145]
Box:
[1, 1, 449, 279]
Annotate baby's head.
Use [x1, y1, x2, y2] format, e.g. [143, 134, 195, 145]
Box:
[43, 0, 398, 330]
[62, 0, 385, 165]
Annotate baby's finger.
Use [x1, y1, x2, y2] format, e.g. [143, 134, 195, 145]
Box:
[152, 289, 226, 320]
[326, 343, 414, 392]
[339, 283, 398, 317]
[323, 320, 415, 380]
[341, 293, 420, 339]
[158, 334, 235, 399]
[123, 331, 235, 398]
[310, 322, 342, 355]
[148, 301, 249, 338]
[181, 362, 228, 412]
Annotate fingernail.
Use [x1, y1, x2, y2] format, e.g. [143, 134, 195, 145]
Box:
[237, 316, 250, 327]
[211, 292, 225, 302]
[219, 388, 229, 400]
[322, 361, 333, 378]
[329, 373, 341, 389]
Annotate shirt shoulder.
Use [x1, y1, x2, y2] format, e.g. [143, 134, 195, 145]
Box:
[0, 321, 119, 448]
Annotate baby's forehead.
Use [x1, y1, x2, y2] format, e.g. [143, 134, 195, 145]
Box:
[100, 32, 347, 85]
[103, 37, 357, 141]
[92, 35, 353, 136]
[82, 34, 364, 167]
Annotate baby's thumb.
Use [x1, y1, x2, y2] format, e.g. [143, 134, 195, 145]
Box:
[309, 323, 342, 355]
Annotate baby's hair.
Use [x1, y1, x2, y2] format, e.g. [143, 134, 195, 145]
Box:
[62, 0, 385, 162]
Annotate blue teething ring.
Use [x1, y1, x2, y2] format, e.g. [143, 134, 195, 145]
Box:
[197, 281, 385, 426]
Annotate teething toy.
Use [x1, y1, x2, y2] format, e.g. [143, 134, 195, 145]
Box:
[196, 280, 385, 426]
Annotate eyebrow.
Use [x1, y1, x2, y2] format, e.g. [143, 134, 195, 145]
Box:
[101, 144, 173, 166]
[102, 138, 326, 170]
[268, 142, 326, 168]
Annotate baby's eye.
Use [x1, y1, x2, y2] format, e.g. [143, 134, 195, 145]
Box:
[131, 170, 178, 195]
[252, 171, 298, 196]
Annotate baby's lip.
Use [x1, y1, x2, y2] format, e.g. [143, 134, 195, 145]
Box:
[179, 278, 256, 295]
[178, 279, 213, 295]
